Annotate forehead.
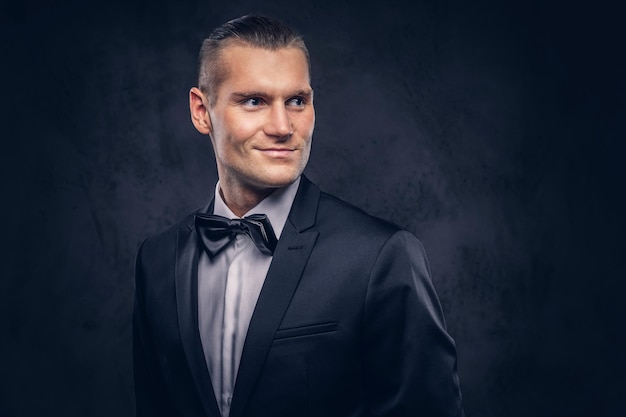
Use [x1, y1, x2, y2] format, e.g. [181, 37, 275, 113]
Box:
[217, 44, 311, 96]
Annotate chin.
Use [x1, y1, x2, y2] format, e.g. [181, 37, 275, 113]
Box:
[263, 176, 299, 189]
[256, 171, 301, 189]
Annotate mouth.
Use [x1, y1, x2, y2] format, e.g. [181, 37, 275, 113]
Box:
[257, 148, 297, 158]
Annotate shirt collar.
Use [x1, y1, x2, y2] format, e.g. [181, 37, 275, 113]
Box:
[212, 177, 301, 239]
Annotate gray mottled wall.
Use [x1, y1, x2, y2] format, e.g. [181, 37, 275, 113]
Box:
[2, 1, 624, 416]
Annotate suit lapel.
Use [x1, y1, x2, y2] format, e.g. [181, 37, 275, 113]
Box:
[175, 213, 222, 417]
[229, 177, 320, 417]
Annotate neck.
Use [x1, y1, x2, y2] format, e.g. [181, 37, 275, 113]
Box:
[218, 181, 275, 218]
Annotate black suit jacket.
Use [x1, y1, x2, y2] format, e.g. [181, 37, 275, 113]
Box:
[133, 176, 464, 417]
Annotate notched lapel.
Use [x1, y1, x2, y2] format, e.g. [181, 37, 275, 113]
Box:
[229, 194, 320, 417]
[175, 219, 221, 417]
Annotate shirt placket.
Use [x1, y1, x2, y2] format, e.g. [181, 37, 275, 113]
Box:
[221, 234, 249, 416]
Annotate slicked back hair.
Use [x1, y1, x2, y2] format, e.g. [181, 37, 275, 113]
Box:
[198, 15, 310, 106]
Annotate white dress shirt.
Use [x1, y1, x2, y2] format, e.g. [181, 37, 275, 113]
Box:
[198, 178, 300, 417]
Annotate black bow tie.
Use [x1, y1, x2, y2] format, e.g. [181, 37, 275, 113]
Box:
[195, 213, 278, 258]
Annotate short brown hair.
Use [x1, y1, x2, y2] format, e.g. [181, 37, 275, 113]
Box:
[198, 15, 310, 106]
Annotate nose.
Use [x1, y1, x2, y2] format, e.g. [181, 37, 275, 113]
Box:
[264, 103, 292, 139]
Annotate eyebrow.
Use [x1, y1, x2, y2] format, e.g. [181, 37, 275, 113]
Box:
[230, 89, 313, 100]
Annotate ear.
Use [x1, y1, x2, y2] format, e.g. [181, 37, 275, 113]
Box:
[189, 87, 212, 135]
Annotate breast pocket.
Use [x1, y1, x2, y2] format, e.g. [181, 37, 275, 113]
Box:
[274, 322, 339, 341]
[265, 321, 356, 416]
[248, 322, 340, 416]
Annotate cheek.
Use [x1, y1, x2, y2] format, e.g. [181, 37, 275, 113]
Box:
[230, 121, 263, 148]
[215, 118, 256, 150]
[297, 111, 316, 138]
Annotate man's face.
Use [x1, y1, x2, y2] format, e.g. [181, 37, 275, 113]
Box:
[203, 45, 315, 195]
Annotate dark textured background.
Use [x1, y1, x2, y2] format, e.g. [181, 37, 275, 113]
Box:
[2, 0, 625, 416]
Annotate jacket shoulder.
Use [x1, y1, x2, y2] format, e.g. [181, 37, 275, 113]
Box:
[316, 190, 407, 240]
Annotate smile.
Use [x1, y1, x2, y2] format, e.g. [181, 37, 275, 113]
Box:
[257, 148, 297, 158]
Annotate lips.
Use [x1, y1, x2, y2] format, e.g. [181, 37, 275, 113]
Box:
[258, 148, 297, 158]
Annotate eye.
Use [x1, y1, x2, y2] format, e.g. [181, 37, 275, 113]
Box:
[241, 97, 264, 107]
[287, 96, 306, 107]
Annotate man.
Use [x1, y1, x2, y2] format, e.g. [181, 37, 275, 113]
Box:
[133, 14, 464, 417]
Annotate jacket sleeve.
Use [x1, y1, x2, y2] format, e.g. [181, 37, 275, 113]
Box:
[133, 241, 179, 417]
[362, 230, 465, 417]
